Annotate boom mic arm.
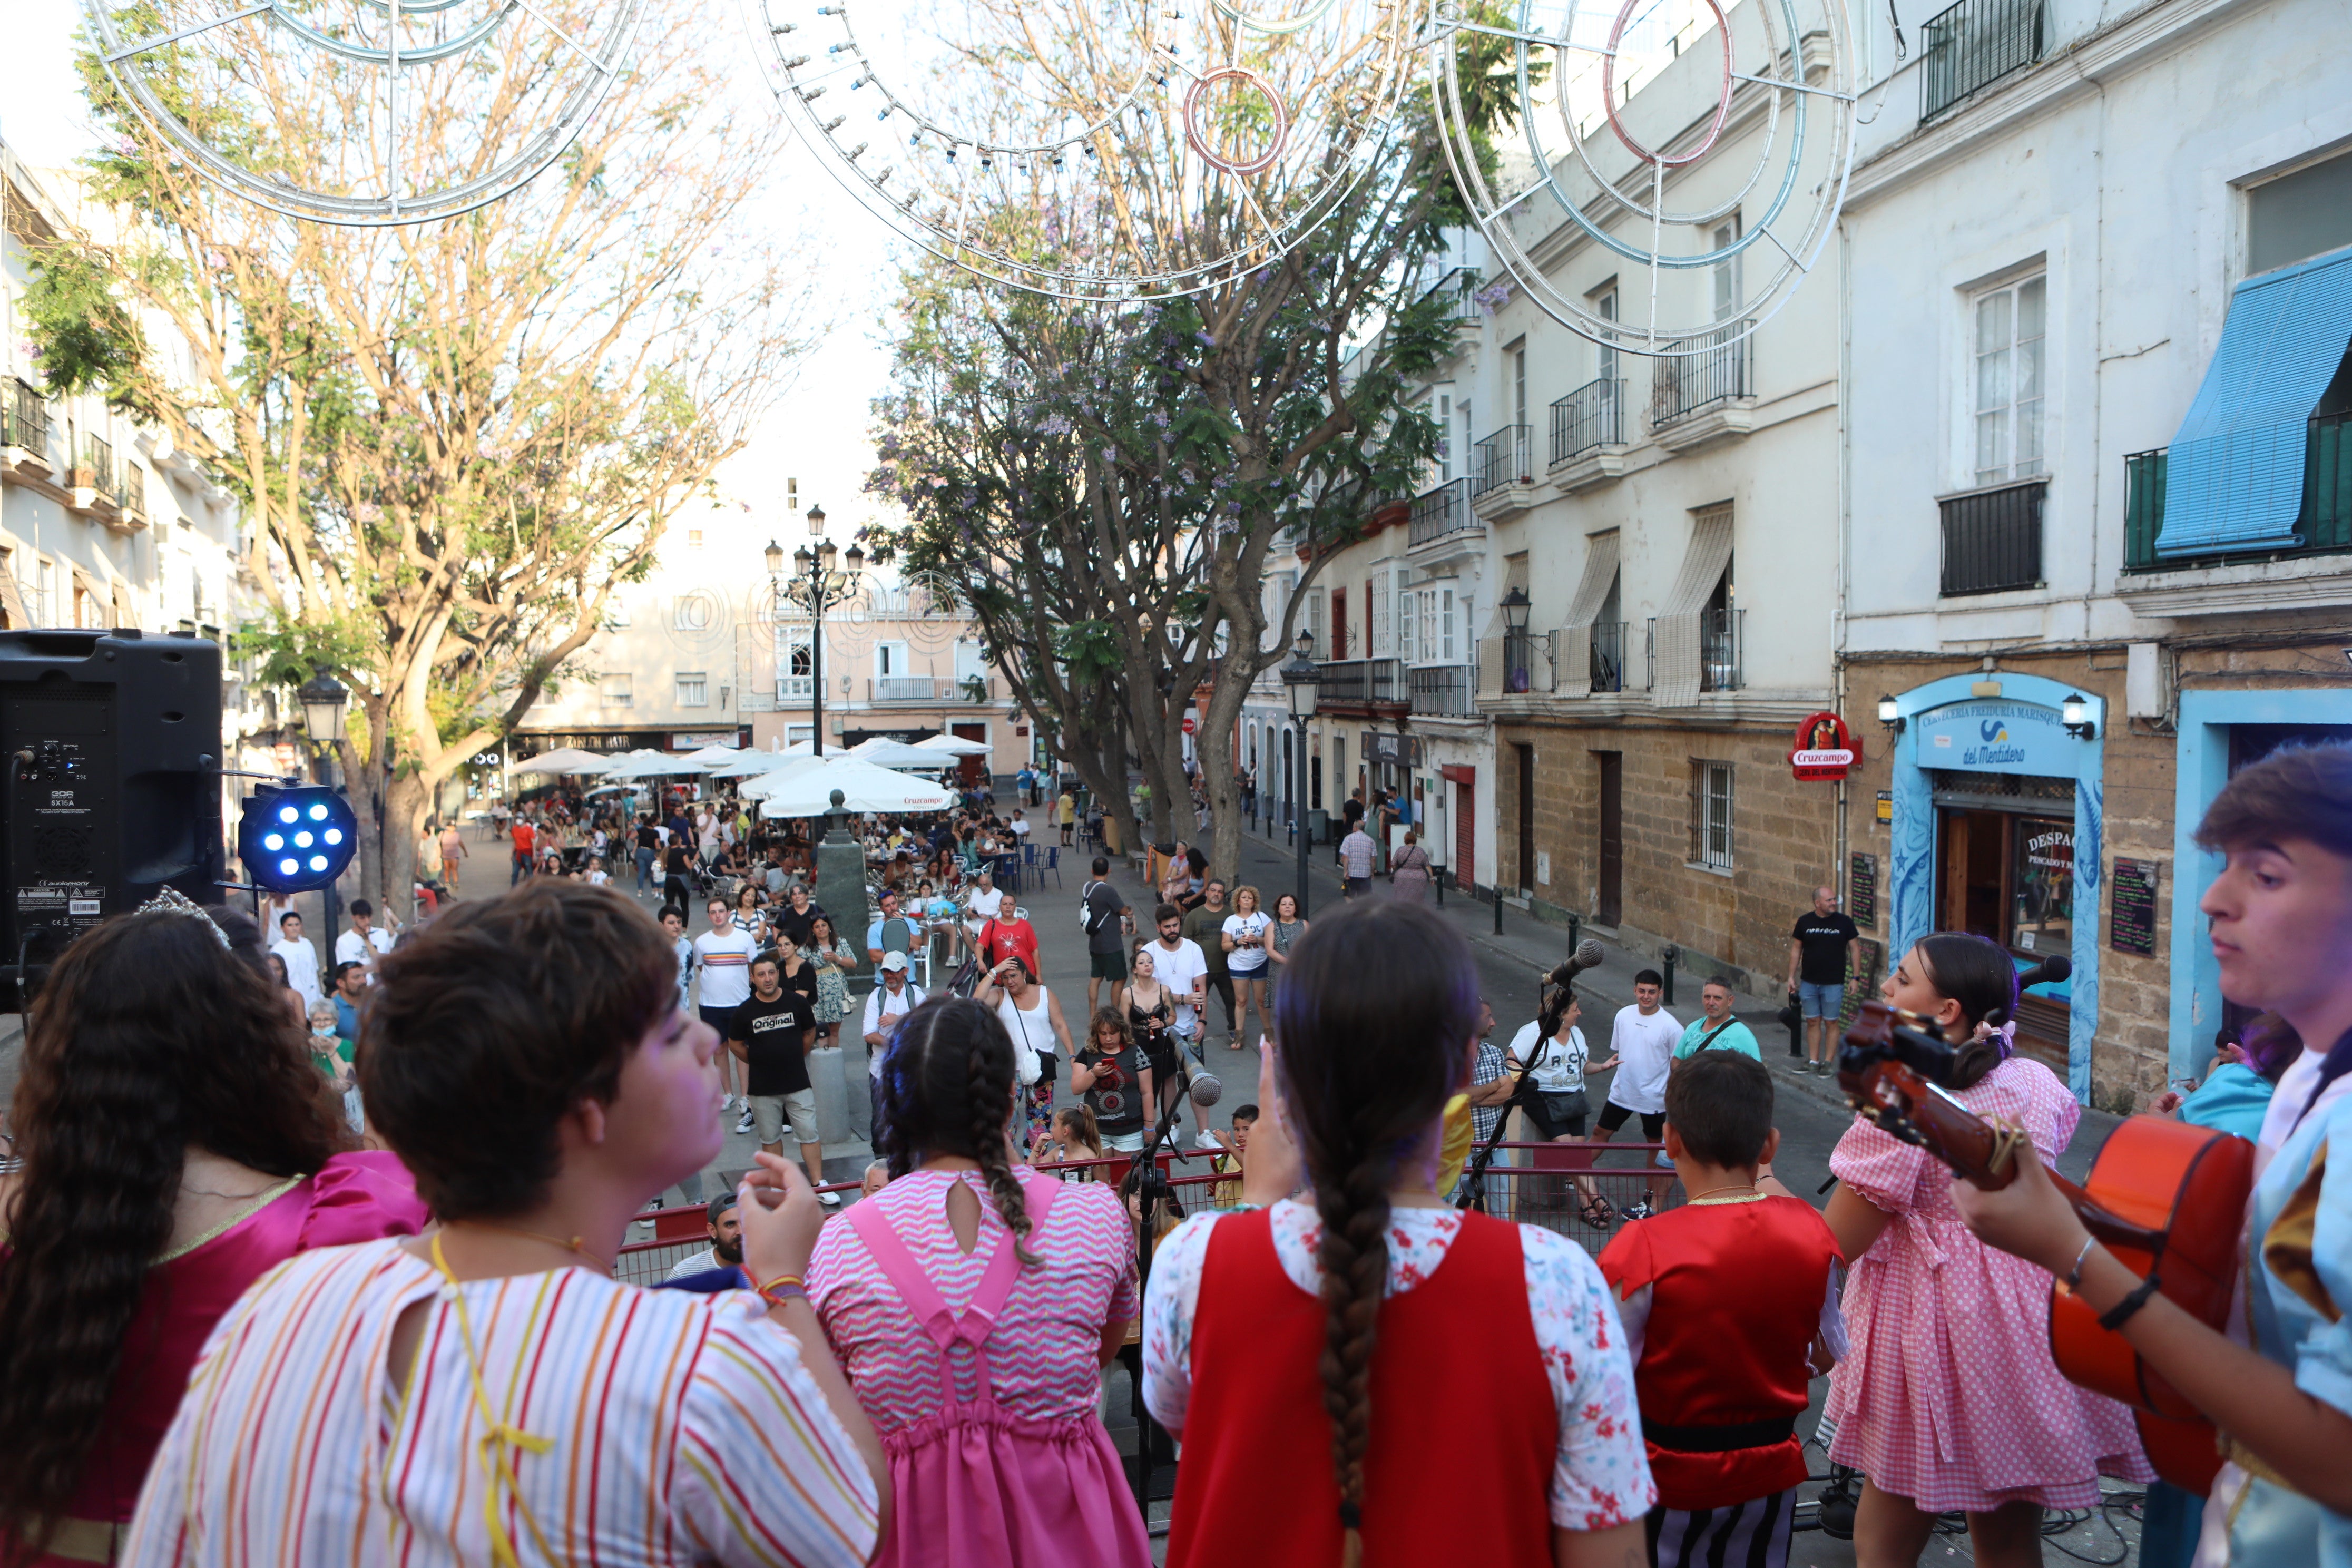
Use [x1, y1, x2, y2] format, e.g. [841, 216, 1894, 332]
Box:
[1544, 938, 1609, 992]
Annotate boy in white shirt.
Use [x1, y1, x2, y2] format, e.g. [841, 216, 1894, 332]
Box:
[1593, 967, 1683, 1218]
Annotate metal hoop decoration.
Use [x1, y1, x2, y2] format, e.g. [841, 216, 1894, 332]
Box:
[1209, 0, 1342, 36]
[1598, 0, 1732, 169]
[1183, 67, 1290, 178]
[81, 0, 644, 227]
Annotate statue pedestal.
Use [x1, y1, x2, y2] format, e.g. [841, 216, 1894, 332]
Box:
[809, 1046, 849, 1143]
[813, 822, 871, 1147]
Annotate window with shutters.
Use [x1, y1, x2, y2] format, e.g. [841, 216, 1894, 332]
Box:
[1369, 573, 1391, 656]
[1394, 567, 1415, 664]
[675, 672, 709, 707]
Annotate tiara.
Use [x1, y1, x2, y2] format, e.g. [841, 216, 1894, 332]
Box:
[137, 886, 233, 949]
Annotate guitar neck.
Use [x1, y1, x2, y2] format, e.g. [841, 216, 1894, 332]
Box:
[1866, 1063, 2167, 1255]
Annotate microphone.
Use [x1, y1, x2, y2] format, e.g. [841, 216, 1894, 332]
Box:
[2017, 955, 2071, 991]
[1189, 1071, 1223, 1108]
[1544, 938, 1609, 991]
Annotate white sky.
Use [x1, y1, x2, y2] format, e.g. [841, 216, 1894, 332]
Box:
[0, 4, 912, 560]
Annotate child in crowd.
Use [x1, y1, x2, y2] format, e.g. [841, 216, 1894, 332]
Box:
[1073, 1008, 1154, 1155]
[1143, 899, 1651, 1568]
[1824, 931, 2149, 1566]
[1034, 1106, 1109, 1181]
[1208, 1103, 1257, 1206]
[1599, 1051, 1843, 1567]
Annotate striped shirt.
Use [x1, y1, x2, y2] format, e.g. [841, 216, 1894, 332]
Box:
[121, 1238, 879, 1568]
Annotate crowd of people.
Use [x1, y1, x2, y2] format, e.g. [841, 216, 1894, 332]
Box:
[0, 744, 2348, 1567]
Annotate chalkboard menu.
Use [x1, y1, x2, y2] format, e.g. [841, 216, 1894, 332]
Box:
[2111, 857, 2161, 956]
[1850, 852, 1878, 925]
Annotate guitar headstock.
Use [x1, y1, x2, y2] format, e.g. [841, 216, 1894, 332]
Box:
[1836, 1001, 2022, 1188]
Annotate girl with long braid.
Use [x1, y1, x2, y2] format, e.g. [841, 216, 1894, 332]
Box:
[1142, 899, 1652, 1567]
[808, 996, 1150, 1568]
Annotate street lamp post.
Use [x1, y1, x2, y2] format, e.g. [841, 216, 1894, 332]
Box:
[296, 671, 349, 943]
[769, 504, 863, 758]
[1280, 631, 1321, 919]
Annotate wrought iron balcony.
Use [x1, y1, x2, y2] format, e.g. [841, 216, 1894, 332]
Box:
[1920, 0, 2045, 121]
[1500, 629, 1557, 694]
[1590, 620, 1628, 693]
[1472, 425, 1531, 498]
[1411, 664, 1475, 717]
[1422, 266, 1481, 326]
[1408, 477, 1476, 547]
[2124, 414, 2352, 571]
[1701, 606, 1744, 692]
[869, 677, 938, 702]
[1316, 658, 1406, 709]
[1649, 322, 1754, 428]
[4, 380, 47, 459]
[124, 463, 146, 519]
[79, 435, 123, 507]
[1550, 378, 1624, 465]
[1939, 477, 2046, 595]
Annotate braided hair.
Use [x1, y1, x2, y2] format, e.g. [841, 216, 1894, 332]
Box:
[874, 996, 1041, 1267]
[1272, 899, 1478, 1566]
[1911, 932, 2020, 1090]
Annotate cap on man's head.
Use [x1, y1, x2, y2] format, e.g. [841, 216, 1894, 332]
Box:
[706, 1192, 739, 1225]
[880, 951, 910, 973]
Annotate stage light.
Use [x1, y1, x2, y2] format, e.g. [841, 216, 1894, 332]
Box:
[239, 784, 359, 893]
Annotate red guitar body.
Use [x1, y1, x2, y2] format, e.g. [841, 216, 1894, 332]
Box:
[2047, 1114, 2253, 1492]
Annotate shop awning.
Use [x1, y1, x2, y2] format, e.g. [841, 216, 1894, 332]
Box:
[2156, 243, 2352, 557]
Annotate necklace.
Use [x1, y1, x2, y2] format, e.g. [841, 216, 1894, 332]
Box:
[181, 1180, 276, 1201]
[1685, 1182, 1762, 1203]
[440, 1219, 614, 1276]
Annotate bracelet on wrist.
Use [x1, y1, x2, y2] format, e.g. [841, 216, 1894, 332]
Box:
[757, 1272, 808, 1309]
[2062, 1235, 2098, 1292]
[2096, 1272, 2163, 1331]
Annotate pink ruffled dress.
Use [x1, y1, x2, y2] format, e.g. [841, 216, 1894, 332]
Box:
[810, 1165, 1150, 1568]
[1824, 1057, 2152, 1512]
[12, 1150, 427, 1566]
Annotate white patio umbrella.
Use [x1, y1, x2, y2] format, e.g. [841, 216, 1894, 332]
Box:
[681, 743, 744, 766]
[732, 756, 831, 799]
[847, 737, 957, 770]
[913, 731, 992, 757]
[710, 743, 818, 778]
[752, 757, 957, 817]
[511, 747, 610, 775]
[596, 751, 712, 780]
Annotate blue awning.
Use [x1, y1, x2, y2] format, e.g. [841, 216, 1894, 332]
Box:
[2155, 243, 2352, 557]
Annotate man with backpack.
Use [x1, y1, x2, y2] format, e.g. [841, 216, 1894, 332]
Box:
[1080, 855, 1133, 1015]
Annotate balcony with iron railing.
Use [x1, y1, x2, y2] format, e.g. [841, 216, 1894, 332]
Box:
[869, 677, 939, 702]
[1939, 476, 2046, 595]
[1422, 266, 1481, 327]
[1649, 322, 1755, 440]
[1410, 664, 1476, 718]
[1498, 628, 1557, 695]
[1472, 424, 1532, 499]
[124, 462, 146, 520]
[1408, 477, 1476, 549]
[1590, 620, 1628, 693]
[2124, 414, 2352, 573]
[4, 380, 48, 462]
[1920, 0, 2045, 121]
[77, 435, 124, 510]
[1550, 378, 1625, 466]
[1316, 658, 1406, 711]
[1701, 606, 1744, 692]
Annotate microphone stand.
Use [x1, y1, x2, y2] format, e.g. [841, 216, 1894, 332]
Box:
[1455, 1049, 1541, 1214]
[1127, 1046, 1201, 1522]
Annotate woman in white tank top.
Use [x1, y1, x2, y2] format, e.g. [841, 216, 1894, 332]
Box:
[976, 955, 1075, 1146]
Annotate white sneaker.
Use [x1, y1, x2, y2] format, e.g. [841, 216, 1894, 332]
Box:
[734, 1109, 756, 1134]
[818, 1189, 841, 1207]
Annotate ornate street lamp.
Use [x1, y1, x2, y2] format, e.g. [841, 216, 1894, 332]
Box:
[1281, 629, 1321, 917]
[775, 507, 863, 756]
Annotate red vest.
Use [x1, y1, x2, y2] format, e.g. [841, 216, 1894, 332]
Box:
[1168, 1207, 1556, 1568]
[1596, 1195, 1840, 1510]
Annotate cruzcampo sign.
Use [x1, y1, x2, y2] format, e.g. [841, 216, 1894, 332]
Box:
[1914, 700, 2075, 775]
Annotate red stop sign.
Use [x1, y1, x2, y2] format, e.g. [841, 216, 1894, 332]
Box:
[1181, 715, 1198, 735]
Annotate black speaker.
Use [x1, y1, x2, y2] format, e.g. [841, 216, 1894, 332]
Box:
[0, 629, 224, 991]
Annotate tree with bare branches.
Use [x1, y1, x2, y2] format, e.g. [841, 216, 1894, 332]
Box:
[25, 5, 815, 907]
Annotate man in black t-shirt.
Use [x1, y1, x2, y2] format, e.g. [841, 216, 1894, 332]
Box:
[1787, 885, 1863, 1075]
[1080, 855, 1132, 1016]
[728, 954, 834, 1204]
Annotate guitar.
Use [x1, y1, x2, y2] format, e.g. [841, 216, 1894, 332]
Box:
[1836, 1001, 2255, 1490]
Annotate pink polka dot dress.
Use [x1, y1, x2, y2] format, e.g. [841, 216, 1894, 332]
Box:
[1824, 1056, 2153, 1513]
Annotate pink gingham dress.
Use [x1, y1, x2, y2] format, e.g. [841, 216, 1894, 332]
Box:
[1824, 1056, 2153, 1512]
[809, 1167, 1149, 1568]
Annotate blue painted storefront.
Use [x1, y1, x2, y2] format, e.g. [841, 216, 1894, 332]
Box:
[1884, 674, 2106, 1103]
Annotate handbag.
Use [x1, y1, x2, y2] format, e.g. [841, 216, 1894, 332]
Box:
[1538, 1089, 1590, 1126]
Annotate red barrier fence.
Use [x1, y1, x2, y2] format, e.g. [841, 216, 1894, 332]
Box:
[614, 1140, 1682, 1286]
